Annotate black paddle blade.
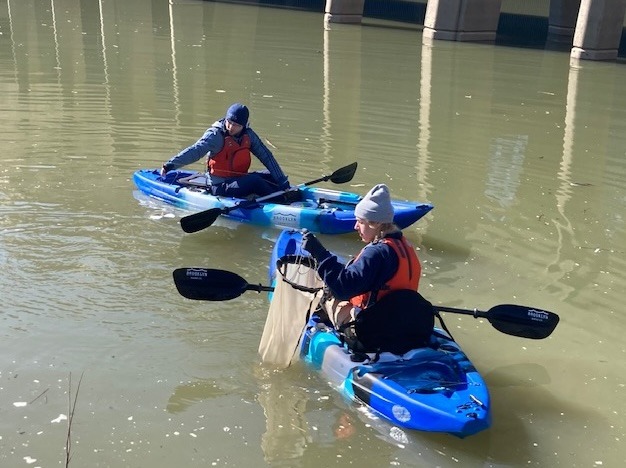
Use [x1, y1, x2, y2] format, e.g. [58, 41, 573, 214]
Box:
[484, 304, 560, 339]
[180, 208, 222, 234]
[173, 268, 247, 301]
[328, 162, 358, 185]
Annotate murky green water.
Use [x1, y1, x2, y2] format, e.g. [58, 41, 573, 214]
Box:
[1, 0, 624, 466]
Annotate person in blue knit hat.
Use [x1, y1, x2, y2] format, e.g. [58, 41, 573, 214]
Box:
[160, 103, 289, 198]
[301, 184, 427, 342]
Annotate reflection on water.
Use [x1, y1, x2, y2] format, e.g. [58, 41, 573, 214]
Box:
[1, 0, 625, 466]
[485, 135, 527, 208]
[255, 366, 311, 465]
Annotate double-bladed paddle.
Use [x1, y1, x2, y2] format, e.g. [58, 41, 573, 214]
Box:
[434, 304, 559, 340]
[179, 162, 358, 234]
[172, 267, 560, 340]
[172, 268, 273, 301]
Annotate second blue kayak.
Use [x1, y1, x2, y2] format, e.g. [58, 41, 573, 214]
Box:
[133, 169, 434, 235]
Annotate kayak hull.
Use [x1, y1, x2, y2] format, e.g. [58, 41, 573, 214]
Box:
[133, 169, 434, 235]
[271, 229, 491, 437]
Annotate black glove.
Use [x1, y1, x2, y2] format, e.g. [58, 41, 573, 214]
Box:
[302, 230, 329, 261]
[161, 162, 175, 176]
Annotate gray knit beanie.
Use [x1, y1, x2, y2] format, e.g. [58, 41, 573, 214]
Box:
[354, 184, 394, 224]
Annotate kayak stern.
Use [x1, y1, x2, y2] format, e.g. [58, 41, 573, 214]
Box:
[301, 321, 491, 438]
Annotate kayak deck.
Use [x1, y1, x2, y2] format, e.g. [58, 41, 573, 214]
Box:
[133, 169, 434, 235]
[301, 319, 491, 438]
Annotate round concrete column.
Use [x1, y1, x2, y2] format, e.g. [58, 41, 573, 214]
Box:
[571, 0, 626, 60]
[423, 0, 502, 42]
[324, 0, 365, 25]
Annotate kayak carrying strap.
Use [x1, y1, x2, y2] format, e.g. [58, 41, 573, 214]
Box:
[434, 311, 455, 342]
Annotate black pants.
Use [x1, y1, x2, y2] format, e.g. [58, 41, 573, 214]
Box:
[211, 171, 279, 198]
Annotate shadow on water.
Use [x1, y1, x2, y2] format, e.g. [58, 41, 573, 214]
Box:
[166, 378, 230, 414]
[485, 362, 552, 388]
[420, 233, 472, 260]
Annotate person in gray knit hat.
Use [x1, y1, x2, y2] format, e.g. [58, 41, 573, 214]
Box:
[301, 184, 430, 350]
[160, 103, 289, 198]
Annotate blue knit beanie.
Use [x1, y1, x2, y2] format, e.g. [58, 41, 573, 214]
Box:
[225, 103, 249, 126]
[354, 184, 394, 224]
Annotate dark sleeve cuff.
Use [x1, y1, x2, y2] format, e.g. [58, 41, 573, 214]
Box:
[162, 162, 176, 173]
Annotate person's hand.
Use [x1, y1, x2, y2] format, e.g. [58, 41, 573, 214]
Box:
[160, 163, 175, 177]
[302, 230, 328, 260]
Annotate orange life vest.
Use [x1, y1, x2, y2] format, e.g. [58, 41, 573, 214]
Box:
[207, 134, 252, 178]
[349, 236, 421, 309]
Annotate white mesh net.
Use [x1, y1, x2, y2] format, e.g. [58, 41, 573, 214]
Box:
[258, 260, 323, 368]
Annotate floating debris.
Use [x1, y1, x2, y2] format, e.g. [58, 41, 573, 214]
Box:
[51, 414, 68, 424]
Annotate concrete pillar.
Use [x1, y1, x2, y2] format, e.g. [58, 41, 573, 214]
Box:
[423, 0, 503, 42]
[548, 0, 581, 40]
[324, 0, 365, 25]
[571, 0, 626, 61]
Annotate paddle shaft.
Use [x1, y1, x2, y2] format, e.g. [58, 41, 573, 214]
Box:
[180, 162, 357, 233]
[436, 305, 485, 318]
[245, 284, 274, 293]
[219, 179, 321, 216]
[221, 161, 358, 213]
[240, 172, 348, 206]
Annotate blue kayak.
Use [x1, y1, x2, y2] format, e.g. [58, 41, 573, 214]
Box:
[270, 229, 491, 438]
[133, 169, 434, 235]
